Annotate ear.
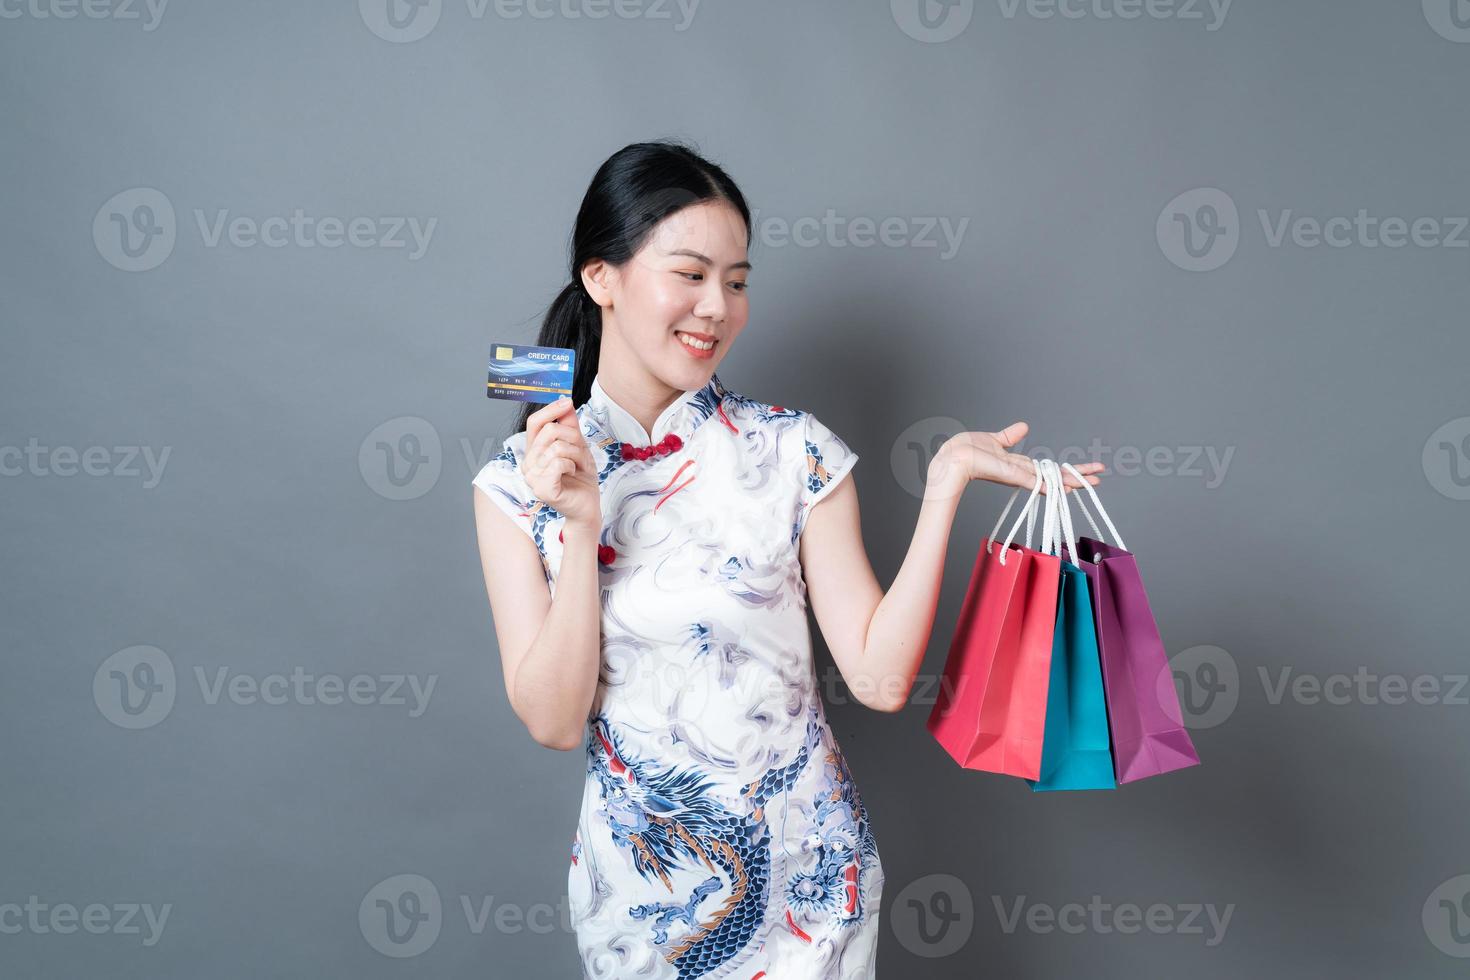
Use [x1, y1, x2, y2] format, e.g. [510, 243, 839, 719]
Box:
[581, 259, 617, 308]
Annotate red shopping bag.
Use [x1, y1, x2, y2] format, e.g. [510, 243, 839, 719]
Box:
[928, 473, 1062, 780]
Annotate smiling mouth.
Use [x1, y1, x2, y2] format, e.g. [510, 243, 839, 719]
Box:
[676, 330, 717, 351]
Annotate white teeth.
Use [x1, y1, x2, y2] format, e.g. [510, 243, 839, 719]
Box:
[677, 331, 715, 351]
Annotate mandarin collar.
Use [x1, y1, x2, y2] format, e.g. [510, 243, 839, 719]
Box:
[584, 372, 727, 446]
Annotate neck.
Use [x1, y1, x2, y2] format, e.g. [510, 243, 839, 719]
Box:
[595, 337, 687, 439]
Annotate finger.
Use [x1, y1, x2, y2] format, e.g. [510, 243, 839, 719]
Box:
[1003, 453, 1045, 490]
[993, 421, 1028, 449]
[526, 396, 574, 441]
[531, 395, 574, 421]
[542, 456, 572, 493]
[531, 420, 577, 455]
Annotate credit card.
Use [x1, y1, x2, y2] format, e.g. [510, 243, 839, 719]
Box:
[486, 343, 576, 403]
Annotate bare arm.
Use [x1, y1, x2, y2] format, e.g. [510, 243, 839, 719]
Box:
[473, 498, 603, 749]
[799, 422, 1104, 713]
[472, 397, 605, 750]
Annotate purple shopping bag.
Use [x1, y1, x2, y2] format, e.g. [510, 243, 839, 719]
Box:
[1056, 463, 1200, 784]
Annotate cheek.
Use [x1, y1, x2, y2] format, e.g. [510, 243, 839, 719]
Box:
[646, 280, 695, 322]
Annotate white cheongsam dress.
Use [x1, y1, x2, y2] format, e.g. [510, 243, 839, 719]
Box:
[473, 371, 884, 979]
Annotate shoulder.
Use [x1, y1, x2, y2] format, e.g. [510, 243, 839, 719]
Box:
[717, 386, 808, 433]
[472, 430, 530, 495]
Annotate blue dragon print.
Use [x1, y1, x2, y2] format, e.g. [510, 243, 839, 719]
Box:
[587, 706, 832, 978]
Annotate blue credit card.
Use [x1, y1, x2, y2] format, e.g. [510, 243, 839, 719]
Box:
[486, 343, 576, 403]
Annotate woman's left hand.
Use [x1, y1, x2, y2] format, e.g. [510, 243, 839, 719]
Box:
[926, 421, 1104, 499]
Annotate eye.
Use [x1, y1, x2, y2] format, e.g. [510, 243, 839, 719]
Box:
[729, 281, 749, 292]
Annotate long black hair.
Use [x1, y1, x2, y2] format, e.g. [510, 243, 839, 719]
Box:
[509, 140, 752, 438]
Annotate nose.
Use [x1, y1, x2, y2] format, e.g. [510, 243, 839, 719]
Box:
[692, 280, 728, 324]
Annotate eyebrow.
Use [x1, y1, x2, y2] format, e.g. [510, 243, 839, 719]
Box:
[668, 248, 752, 272]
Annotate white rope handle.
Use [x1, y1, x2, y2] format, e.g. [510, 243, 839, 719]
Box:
[1057, 460, 1126, 552]
[1040, 459, 1080, 565]
[986, 466, 1045, 566]
[1026, 481, 1039, 551]
[1039, 459, 1057, 556]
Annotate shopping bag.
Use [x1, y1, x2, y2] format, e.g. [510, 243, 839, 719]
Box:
[1055, 461, 1201, 784]
[1026, 460, 1116, 792]
[927, 468, 1061, 780]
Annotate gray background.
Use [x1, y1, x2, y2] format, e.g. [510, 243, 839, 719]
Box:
[3, 0, 1469, 976]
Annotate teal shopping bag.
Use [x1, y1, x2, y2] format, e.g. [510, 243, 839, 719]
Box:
[1026, 460, 1116, 792]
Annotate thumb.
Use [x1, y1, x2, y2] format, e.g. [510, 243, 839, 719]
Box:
[994, 421, 1028, 449]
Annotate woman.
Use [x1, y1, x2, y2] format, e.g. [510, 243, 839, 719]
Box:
[471, 141, 1103, 978]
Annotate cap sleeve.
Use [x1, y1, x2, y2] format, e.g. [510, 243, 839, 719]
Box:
[471, 434, 538, 543]
[794, 410, 859, 538]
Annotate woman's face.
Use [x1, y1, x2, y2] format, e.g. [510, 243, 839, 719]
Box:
[583, 199, 751, 392]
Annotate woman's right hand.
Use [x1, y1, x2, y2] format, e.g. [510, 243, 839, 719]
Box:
[523, 396, 601, 527]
